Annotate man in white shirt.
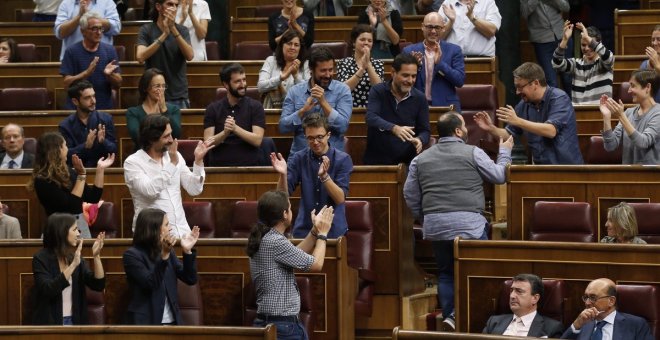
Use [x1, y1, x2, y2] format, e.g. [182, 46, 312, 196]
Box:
[0, 123, 34, 169]
[437, 0, 501, 56]
[124, 114, 214, 238]
[483, 273, 564, 337]
[175, 0, 211, 61]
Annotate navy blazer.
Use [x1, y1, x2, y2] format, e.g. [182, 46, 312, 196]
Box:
[561, 311, 653, 340]
[483, 313, 565, 338]
[31, 248, 105, 325]
[402, 41, 465, 110]
[0, 151, 34, 169]
[123, 246, 197, 325]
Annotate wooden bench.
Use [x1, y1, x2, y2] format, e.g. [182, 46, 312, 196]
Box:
[615, 9, 660, 55]
[0, 325, 277, 339]
[392, 327, 521, 339]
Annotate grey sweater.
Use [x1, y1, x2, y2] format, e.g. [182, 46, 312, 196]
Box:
[602, 103, 660, 165]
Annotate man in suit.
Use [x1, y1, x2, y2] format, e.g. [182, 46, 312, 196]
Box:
[562, 278, 653, 340]
[0, 123, 34, 169]
[402, 12, 465, 110]
[484, 273, 565, 337]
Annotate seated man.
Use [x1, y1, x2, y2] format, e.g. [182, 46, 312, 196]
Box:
[59, 80, 117, 167]
[402, 12, 465, 109]
[271, 113, 353, 238]
[552, 22, 613, 105]
[204, 63, 265, 166]
[474, 62, 583, 164]
[483, 273, 564, 337]
[0, 200, 21, 239]
[562, 278, 653, 340]
[364, 53, 430, 165]
[0, 123, 34, 169]
[61, 11, 122, 110]
[438, 0, 501, 57]
[280, 46, 352, 156]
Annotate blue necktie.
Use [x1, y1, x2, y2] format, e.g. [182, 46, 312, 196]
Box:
[325, 0, 336, 16]
[591, 320, 607, 340]
[8, 160, 16, 169]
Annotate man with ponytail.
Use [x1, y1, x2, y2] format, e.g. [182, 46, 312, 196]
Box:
[247, 190, 334, 340]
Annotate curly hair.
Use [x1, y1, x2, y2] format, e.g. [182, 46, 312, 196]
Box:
[28, 132, 70, 191]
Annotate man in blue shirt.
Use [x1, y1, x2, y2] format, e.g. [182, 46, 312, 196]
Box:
[59, 80, 117, 167]
[364, 53, 430, 165]
[474, 62, 584, 164]
[279, 46, 353, 157]
[61, 11, 122, 110]
[271, 113, 353, 238]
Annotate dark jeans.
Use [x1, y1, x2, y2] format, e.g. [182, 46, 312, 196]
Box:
[62, 316, 73, 325]
[32, 13, 56, 22]
[432, 226, 488, 319]
[253, 317, 308, 340]
[167, 99, 191, 110]
[532, 40, 572, 95]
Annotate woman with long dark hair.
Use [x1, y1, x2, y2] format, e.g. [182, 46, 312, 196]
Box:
[28, 132, 114, 238]
[247, 190, 333, 340]
[123, 208, 200, 325]
[0, 37, 20, 63]
[32, 213, 105, 325]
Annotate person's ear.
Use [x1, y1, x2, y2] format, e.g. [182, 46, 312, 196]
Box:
[531, 293, 540, 305]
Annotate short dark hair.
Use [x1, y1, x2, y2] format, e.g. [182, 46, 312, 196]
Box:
[631, 69, 660, 96]
[586, 26, 602, 43]
[139, 114, 170, 151]
[133, 208, 166, 260]
[219, 62, 245, 84]
[0, 37, 20, 62]
[138, 68, 166, 103]
[275, 30, 307, 69]
[67, 79, 94, 100]
[302, 112, 329, 132]
[394, 53, 419, 72]
[350, 24, 373, 47]
[150, 0, 167, 22]
[43, 213, 77, 261]
[309, 46, 335, 71]
[513, 62, 547, 87]
[513, 273, 544, 299]
[436, 111, 463, 138]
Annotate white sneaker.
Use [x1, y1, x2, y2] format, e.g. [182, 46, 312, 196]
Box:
[439, 316, 455, 332]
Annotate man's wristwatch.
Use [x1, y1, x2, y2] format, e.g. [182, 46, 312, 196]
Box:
[316, 234, 328, 242]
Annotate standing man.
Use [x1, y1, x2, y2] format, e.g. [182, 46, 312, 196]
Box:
[124, 115, 214, 239]
[364, 53, 430, 165]
[474, 62, 583, 164]
[59, 80, 117, 167]
[0, 123, 34, 169]
[176, 0, 211, 61]
[54, 0, 121, 61]
[562, 278, 653, 340]
[271, 113, 353, 238]
[280, 46, 352, 156]
[402, 12, 465, 109]
[438, 0, 502, 57]
[136, 0, 194, 109]
[404, 111, 513, 331]
[204, 63, 265, 166]
[61, 11, 122, 110]
[483, 274, 564, 337]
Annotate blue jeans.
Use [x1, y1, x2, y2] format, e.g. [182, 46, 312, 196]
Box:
[532, 40, 572, 93]
[253, 317, 308, 340]
[167, 99, 190, 110]
[63, 316, 73, 325]
[432, 226, 488, 319]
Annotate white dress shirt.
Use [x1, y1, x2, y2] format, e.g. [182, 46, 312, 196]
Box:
[503, 310, 537, 336]
[438, 0, 501, 56]
[124, 149, 205, 238]
[0, 151, 24, 169]
[175, 0, 212, 61]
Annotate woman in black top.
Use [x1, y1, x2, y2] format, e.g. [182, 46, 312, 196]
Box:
[32, 213, 105, 325]
[28, 132, 114, 238]
[357, 0, 403, 58]
[268, 0, 315, 51]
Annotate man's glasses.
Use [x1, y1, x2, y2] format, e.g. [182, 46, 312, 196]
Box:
[515, 80, 534, 91]
[151, 84, 168, 90]
[305, 133, 328, 143]
[581, 295, 612, 303]
[88, 26, 105, 33]
[423, 24, 443, 31]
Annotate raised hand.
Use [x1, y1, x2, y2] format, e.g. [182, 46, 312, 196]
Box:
[103, 60, 118, 76]
[169, 138, 179, 165]
[366, 6, 378, 26]
[495, 105, 520, 125]
[562, 20, 573, 42]
[500, 135, 514, 150]
[72, 154, 85, 175]
[474, 111, 495, 131]
[92, 231, 105, 257]
[605, 98, 625, 119]
[599, 94, 612, 119]
[193, 139, 215, 164]
[85, 128, 97, 149]
[317, 155, 330, 178]
[575, 22, 591, 45]
[441, 3, 456, 22]
[311, 205, 334, 236]
[96, 153, 115, 169]
[270, 152, 287, 175]
[392, 125, 415, 142]
[71, 238, 83, 267]
[78, 0, 89, 17]
[465, 0, 475, 21]
[646, 46, 660, 71]
[181, 226, 200, 253]
[86, 56, 100, 77]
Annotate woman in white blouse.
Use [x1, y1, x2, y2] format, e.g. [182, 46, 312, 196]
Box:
[257, 30, 310, 109]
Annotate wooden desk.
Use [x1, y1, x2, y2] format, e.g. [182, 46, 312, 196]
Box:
[0, 325, 277, 339]
[506, 165, 660, 241]
[455, 239, 660, 333]
[0, 239, 353, 340]
[615, 9, 660, 55]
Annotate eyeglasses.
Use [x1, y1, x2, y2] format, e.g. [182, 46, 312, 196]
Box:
[423, 24, 443, 31]
[305, 133, 328, 143]
[88, 26, 105, 33]
[515, 80, 534, 91]
[581, 295, 613, 303]
[151, 84, 168, 90]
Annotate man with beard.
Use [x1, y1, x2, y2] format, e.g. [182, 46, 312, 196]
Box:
[59, 79, 117, 167]
[474, 62, 583, 164]
[404, 111, 513, 331]
[364, 53, 431, 165]
[203, 63, 266, 166]
[280, 46, 352, 157]
[124, 114, 214, 238]
[402, 12, 465, 110]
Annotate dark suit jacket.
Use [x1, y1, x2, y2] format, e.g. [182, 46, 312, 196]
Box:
[31, 248, 105, 325]
[484, 313, 565, 338]
[0, 151, 35, 169]
[560, 311, 654, 340]
[123, 246, 197, 325]
[401, 41, 465, 110]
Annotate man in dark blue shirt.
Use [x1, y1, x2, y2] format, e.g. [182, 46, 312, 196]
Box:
[364, 53, 430, 165]
[474, 62, 583, 164]
[59, 80, 117, 167]
[271, 113, 353, 238]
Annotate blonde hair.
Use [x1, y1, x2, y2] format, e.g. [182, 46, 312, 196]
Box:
[607, 202, 639, 241]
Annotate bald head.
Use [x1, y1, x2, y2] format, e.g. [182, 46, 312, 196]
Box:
[588, 278, 617, 298]
[421, 12, 445, 43]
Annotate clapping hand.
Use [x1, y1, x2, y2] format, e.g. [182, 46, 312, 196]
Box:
[103, 60, 118, 77]
[500, 135, 514, 151]
[224, 115, 236, 132]
[575, 22, 591, 45]
[72, 154, 85, 175]
[603, 97, 625, 119]
[311, 205, 334, 236]
[92, 232, 105, 257]
[96, 153, 115, 169]
[86, 56, 99, 77]
[441, 3, 456, 22]
[71, 237, 83, 267]
[562, 20, 574, 43]
[85, 128, 97, 149]
[270, 152, 287, 175]
[599, 94, 612, 119]
[96, 124, 106, 144]
[317, 155, 330, 178]
[193, 139, 215, 164]
[181, 226, 200, 253]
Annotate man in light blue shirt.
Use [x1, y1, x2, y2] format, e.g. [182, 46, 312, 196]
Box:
[279, 46, 353, 157]
[54, 0, 121, 60]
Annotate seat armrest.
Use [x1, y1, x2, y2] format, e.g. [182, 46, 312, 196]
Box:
[358, 268, 377, 282]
